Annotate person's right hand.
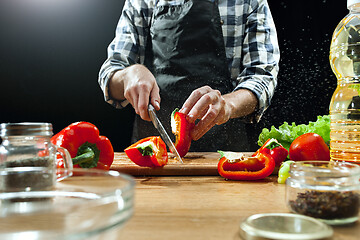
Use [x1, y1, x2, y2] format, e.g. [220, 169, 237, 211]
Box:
[111, 64, 161, 121]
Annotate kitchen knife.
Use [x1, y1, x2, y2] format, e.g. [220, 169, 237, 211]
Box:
[148, 104, 183, 163]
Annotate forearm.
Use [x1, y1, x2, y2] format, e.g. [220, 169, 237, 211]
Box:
[223, 89, 258, 119]
[108, 69, 127, 101]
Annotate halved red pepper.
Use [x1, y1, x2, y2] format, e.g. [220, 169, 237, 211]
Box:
[51, 122, 114, 170]
[124, 136, 168, 167]
[253, 138, 288, 166]
[171, 108, 195, 157]
[217, 151, 275, 180]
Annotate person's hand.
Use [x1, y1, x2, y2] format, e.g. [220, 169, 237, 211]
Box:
[110, 64, 161, 121]
[179, 86, 233, 140]
[123, 65, 160, 121]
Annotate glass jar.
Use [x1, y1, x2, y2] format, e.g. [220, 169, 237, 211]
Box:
[0, 122, 73, 192]
[286, 161, 360, 225]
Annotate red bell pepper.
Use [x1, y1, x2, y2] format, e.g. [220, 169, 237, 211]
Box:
[217, 151, 275, 180]
[253, 138, 288, 166]
[125, 136, 168, 167]
[171, 108, 195, 157]
[51, 122, 114, 170]
[289, 133, 330, 161]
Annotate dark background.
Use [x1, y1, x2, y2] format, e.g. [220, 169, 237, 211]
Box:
[0, 0, 347, 151]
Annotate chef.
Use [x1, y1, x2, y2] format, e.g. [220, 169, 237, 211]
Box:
[98, 0, 280, 151]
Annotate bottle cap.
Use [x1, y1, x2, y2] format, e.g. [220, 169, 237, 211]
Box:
[348, 0, 360, 8]
[238, 213, 333, 240]
[0, 122, 53, 137]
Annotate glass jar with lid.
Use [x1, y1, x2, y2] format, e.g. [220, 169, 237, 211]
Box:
[0, 122, 73, 192]
[286, 160, 360, 225]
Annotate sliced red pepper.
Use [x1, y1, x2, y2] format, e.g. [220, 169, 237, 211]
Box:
[217, 151, 275, 180]
[51, 122, 114, 170]
[253, 138, 288, 166]
[125, 136, 168, 167]
[171, 108, 195, 157]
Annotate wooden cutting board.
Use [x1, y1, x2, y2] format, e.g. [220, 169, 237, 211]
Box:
[110, 152, 253, 176]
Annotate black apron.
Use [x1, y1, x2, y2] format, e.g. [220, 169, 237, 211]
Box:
[132, 0, 256, 151]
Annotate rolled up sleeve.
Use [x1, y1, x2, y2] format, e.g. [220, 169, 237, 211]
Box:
[234, 0, 280, 122]
[98, 0, 152, 109]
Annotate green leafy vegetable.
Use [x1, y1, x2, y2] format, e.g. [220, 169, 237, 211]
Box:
[349, 84, 360, 96]
[258, 115, 330, 151]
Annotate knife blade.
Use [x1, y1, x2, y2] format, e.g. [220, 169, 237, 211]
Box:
[148, 104, 183, 163]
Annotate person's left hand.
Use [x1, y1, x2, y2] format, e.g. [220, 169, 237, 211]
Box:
[179, 86, 233, 140]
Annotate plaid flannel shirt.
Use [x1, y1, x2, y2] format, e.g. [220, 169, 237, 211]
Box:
[98, 0, 280, 122]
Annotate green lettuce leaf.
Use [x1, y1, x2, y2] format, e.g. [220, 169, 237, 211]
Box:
[258, 115, 330, 151]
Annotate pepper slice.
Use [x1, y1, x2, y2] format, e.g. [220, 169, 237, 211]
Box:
[171, 108, 195, 157]
[217, 151, 275, 180]
[253, 138, 288, 166]
[51, 122, 114, 170]
[125, 136, 168, 167]
[277, 160, 295, 184]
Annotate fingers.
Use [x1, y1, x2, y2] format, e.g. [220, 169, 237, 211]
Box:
[123, 65, 160, 121]
[181, 86, 220, 123]
[124, 82, 149, 120]
[180, 86, 229, 140]
[189, 87, 223, 124]
[137, 89, 151, 121]
[192, 97, 226, 140]
[150, 84, 161, 110]
[179, 86, 208, 116]
[137, 84, 161, 121]
[191, 105, 217, 140]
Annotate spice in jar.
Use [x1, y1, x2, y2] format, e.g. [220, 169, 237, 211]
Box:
[0, 157, 55, 192]
[289, 190, 360, 220]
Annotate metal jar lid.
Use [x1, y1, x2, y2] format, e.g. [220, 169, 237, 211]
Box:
[0, 122, 53, 137]
[239, 213, 333, 240]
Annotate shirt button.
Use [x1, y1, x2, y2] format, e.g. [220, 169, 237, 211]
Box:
[220, 20, 224, 25]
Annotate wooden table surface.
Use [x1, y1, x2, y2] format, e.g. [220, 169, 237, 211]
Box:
[104, 175, 360, 240]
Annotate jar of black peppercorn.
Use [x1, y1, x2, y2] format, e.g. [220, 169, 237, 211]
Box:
[0, 123, 73, 192]
[286, 160, 360, 225]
